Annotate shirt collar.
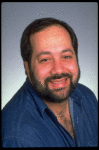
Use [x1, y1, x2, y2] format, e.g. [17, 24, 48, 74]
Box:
[70, 84, 82, 106]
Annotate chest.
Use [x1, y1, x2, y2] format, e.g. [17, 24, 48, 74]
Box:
[58, 117, 75, 140]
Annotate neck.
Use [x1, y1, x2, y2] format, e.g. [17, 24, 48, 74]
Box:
[43, 98, 70, 119]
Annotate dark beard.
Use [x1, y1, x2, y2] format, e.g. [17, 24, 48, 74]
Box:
[29, 67, 80, 103]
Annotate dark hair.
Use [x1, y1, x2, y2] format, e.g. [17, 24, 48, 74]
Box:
[20, 17, 78, 66]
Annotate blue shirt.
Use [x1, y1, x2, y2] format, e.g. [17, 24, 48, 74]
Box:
[1, 78, 98, 147]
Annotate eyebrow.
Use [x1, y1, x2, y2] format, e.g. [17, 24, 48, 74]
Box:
[36, 51, 51, 59]
[36, 49, 74, 58]
[61, 49, 74, 54]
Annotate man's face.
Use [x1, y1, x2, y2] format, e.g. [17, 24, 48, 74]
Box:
[25, 25, 80, 103]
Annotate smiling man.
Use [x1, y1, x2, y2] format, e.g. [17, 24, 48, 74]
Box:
[1, 18, 98, 147]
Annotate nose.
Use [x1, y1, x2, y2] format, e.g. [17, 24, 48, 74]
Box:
[50, 60, 64, 75]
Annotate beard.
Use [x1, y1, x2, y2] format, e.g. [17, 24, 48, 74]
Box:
[29, 67, 80, 103]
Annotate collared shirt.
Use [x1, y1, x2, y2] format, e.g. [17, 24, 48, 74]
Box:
[1, 78, 98, 147]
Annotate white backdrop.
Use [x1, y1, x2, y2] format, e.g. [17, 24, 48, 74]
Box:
[2, 2, 98, 109]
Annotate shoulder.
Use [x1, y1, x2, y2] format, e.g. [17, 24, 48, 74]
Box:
[1, 80, 35, 141]
[1, 79, 34, 115]
[71, 83, 98, 107]
[75, 83, 95, 95]
[2, 81, 28, 118]
[1, 80, 46, 147]
[74, 83, 97, 99]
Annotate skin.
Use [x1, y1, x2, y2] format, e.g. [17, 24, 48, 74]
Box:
[24, 25, 80, 122]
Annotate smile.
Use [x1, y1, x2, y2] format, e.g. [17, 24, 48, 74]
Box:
[49, 77, 69, 89]
[50, 77, 67, 84]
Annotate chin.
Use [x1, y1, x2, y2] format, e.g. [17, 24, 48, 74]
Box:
[42, 86, 71, 103]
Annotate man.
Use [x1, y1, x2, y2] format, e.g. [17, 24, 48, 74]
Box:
[1, 18, 98, 147]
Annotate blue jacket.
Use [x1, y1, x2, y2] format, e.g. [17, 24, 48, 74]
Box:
[1, 78, 98, 147]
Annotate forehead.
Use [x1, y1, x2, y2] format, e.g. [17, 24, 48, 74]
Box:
[30, 25, 73, 54]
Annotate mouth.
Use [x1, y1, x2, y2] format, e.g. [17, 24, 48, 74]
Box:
[49, 77, 69, 89]
[50, 77, 67, 83]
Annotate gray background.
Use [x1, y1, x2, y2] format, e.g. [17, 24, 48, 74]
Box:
[2, 2, 98, 109]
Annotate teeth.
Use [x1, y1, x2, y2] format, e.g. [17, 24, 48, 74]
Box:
[51, 79, 66, 84]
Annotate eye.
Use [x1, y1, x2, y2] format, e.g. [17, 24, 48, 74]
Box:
[41, 59, 48, 62]
[40, 58, 50, 63]
[63, 56, 72, 59]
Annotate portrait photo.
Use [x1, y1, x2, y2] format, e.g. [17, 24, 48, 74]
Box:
[1, 2, 98, 147]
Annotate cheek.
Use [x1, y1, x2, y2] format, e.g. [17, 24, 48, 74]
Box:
[66, 62, 79, 76]
[34, 65, 50, 81]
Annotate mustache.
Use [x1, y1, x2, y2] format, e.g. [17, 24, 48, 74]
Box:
[46, 73, 72, 82]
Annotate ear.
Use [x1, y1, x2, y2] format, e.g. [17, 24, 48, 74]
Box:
[24, 61, 30, 78]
